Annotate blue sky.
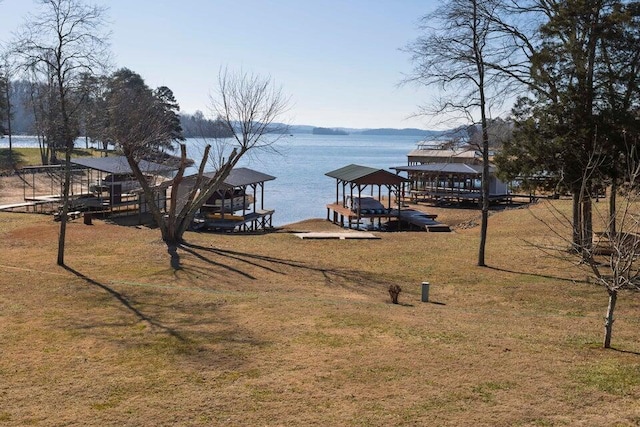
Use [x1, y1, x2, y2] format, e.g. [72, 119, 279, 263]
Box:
[0, 0, 441, 129]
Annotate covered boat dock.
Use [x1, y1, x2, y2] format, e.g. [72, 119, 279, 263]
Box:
[186, 167, 276, 232]
[392, 163, 511, 205]
[69, 156, 178, 220]
[325, 164, 407, 230]
[6, 157, 177, 221]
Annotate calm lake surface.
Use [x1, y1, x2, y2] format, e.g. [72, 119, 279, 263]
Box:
[1, 134, 423, 225]
[185, 134, 422, 225]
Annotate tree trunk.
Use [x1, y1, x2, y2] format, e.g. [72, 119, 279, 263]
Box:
[572, 191, 582, 249]
[163, 201, 183, 271]
[123, 148, 184, 270]
[477, 94, 490, 267]
[56, 66, 73, 266]
[603, 289, 617, 348]
[581, 196, 593, 260]
[609, 179, 616, 237]
[57, 143, 72, 266]
[50, 143, 58, 164]
[165, 239, 181, 271]
[478, 162, 489, 267]
[475, 0, 490, 268]
[478, 130, 490, 266]
[5, 80, 12, 154]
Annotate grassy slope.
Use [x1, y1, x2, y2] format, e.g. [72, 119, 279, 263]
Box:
[0, 147, 101, 172]
[0, 201, 639, 426]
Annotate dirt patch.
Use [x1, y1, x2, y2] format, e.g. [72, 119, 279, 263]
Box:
[0, 172, 63, 204]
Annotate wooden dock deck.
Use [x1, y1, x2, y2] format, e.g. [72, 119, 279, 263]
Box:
[0, 201, 38, 211]
[294, 232, 380, 240]
[410, 189, 515, 205]
[397, 209, 451, 232]
[195, 209, 275, 232]
[326, 203, 450, 232]
[326, 203, 398, 229]
[0, 199, 59, 213]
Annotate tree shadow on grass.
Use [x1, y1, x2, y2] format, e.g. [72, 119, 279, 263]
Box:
[486, 265, 590, 284]
[62, 265, 186, 341]
[63, 265, 269, 370]
[179, 242, 400, 294]
[0, 148, 25, 171]
[179, 244, 258, 280]
[611, 347, 640, 356]
[181, 242, 309, 277]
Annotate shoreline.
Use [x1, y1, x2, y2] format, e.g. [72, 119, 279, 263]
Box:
[0, 168, 485, 230]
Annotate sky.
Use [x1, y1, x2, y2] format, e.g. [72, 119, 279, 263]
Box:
[0, 0, 443, 129]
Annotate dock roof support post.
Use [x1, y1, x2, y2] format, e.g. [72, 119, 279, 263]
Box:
[357, 185, 362, 225]
[349, 183, 354, 209]
[342, 180, 347, 207]
[110, 174, 114, 213]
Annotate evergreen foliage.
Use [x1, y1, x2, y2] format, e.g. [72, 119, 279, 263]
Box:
[495, 0, 640, 249]
[180, 110, 233, 138]
[102, 68, 185, 156]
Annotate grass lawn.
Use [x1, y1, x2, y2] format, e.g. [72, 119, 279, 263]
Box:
[0, 200, 639, 426]
[0, 147, 102, 172]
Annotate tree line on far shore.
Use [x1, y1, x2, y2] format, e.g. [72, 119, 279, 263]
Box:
[0, 78, 233, 146]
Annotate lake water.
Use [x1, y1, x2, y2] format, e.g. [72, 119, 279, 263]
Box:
[1, 134, 423, 225]
[185, 134, 421, 225]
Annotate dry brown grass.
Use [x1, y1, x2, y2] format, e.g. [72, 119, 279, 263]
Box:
[0, 147, 101, 172]
[1, 199, 639, 426]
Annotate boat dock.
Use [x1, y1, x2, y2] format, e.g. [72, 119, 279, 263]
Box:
[326, 203, 450, 232]
[397, 209, 451, 232]
[326, 203, 397, 229]
[193, 209, 275, 232]
[0, 196, 62, 214]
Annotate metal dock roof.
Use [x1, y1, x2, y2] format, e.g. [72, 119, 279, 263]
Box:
[203, 167, 276, 187]
[392, 163, 496, 175]
[71, 156, 178, 174]
[325, 164, 406, 185]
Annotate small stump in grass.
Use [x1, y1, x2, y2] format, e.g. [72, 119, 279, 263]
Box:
[388, 284, 402, 304]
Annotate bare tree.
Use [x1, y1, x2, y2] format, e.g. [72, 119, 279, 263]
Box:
[405, 0, 514, 267]
[110, 68, 289, 269]
[532, 138, 640, 349]
[12, 0, 110, 266]
[0, 58, 8, 142]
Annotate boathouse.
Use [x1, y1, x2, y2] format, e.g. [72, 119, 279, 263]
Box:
[397, 143, 510, 205]
[408, 146, 481, 166]
[325, 164, 407, 230]
[392, 163, 509, 204]
[69, 156, 177, 220]
[176, 167, 276, 232]
[0, 156, 177, 221]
